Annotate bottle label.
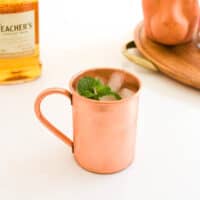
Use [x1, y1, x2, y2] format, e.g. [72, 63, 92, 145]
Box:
[0, 10, 35, 58]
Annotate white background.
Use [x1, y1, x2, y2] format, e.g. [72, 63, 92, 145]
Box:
[0, 0, 200, 199]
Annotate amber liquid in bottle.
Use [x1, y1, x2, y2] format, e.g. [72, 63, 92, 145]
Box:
[0, 0, 41, 84]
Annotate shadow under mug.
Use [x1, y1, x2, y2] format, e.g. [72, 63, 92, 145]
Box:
[34, 68, 141, 174]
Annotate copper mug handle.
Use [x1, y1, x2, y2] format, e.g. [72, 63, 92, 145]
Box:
[34, 88, 74, 151]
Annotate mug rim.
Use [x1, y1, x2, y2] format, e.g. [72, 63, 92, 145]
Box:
[69, 67, 142, 104]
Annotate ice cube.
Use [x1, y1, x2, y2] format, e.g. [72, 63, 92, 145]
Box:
[99, 95, 116, 101]
[108, 72, 124, 92]
[119, 88, 134, 99]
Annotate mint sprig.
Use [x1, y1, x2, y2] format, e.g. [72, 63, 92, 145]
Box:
[77, 76, 121, 100]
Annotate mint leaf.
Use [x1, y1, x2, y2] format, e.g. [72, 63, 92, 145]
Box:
[77, 76, 122, 100]
[77, 77, 100, 100]
[108, 91, 122, 100]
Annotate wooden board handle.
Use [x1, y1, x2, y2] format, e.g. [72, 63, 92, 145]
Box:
[122, 41, 158, 72]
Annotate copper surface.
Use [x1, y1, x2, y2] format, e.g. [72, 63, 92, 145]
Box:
[34, 68, 141, 174]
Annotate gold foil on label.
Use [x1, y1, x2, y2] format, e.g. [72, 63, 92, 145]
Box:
[0, 10, 35, 58]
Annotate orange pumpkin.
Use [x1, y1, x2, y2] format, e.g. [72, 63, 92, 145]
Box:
[142, 0, 199, 45]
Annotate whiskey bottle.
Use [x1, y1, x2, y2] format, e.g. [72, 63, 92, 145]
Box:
[0, 0, 41, 84]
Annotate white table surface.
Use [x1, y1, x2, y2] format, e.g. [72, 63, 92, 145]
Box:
[0, 0, 200, 199]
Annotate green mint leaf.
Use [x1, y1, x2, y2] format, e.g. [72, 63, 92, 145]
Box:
[77, 76, 122, 100]
[108, 91, 122, 100]
[95, 85, 111, 97]
[77, 77, 101, 99]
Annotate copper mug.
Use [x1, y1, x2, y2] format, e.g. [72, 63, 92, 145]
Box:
[34, 68, 141, 174]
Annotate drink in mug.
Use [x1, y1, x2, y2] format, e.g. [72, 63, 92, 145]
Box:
[34, 68, 141, 174]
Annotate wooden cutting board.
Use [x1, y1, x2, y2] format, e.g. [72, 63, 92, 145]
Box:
[124, 23, 200, 90]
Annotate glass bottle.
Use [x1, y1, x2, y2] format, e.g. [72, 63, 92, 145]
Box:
[0, 0, 41, 84]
